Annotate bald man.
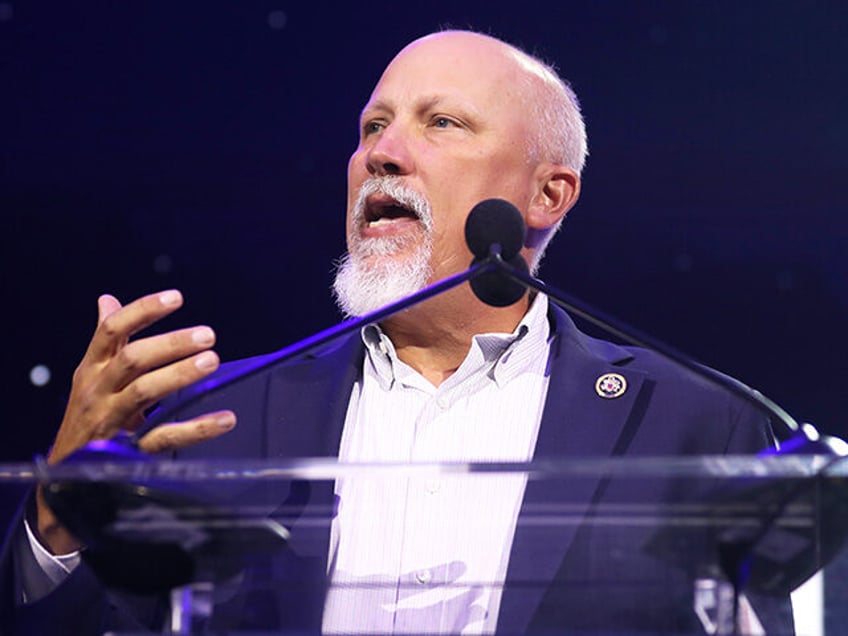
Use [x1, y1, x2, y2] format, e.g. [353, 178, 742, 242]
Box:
[1, 31, 792, 634]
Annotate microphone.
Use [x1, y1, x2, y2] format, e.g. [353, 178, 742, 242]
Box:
[465, 198, 525, 260]
[464, 198, 530, 307]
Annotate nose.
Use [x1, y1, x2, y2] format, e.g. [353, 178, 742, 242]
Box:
[365, 123, 412, 176]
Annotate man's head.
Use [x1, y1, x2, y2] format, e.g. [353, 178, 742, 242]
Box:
[334, 30, 586, 317]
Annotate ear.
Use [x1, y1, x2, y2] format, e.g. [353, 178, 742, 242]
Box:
[525, 163, 581, 232]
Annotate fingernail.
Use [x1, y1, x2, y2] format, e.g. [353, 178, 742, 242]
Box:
[215, 412, 236, 430]
[160, 290, 182, 306]
[195, 351, 218, 371]
[192, 327, 215, 346]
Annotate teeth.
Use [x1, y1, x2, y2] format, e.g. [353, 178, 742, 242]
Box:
[368, 217, 402, 227]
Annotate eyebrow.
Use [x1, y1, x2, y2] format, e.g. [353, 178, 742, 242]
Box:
[360, 99, 392, 119]
[360, 94, 480, 121]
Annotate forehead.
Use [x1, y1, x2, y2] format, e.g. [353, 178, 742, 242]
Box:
[363, 34, 527, 115]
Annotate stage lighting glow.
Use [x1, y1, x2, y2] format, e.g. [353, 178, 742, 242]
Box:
[29, 364, 51, 387]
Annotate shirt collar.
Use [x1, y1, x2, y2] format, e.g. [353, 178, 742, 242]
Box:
[361, 294, 551, 391]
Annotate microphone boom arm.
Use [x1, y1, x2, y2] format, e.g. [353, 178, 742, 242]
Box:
[486, 251, 807, 441]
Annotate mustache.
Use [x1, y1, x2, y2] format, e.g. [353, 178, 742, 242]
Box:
[352, 177, 434, 233]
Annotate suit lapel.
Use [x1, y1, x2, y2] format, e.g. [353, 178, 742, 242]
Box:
[265, 333, 363, 459]
[264, 335, 364, 557]
[498, 306, 650, 633]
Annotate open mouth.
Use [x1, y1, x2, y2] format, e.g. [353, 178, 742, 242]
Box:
[364, 195, 419, 227]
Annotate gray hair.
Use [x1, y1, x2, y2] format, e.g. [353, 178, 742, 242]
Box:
[502, 39, 588, 270]
[514, 52, 588, 176]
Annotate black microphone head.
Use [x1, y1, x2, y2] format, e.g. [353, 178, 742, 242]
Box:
[470, 253, 529, 307]
[465, 198, 526, 260]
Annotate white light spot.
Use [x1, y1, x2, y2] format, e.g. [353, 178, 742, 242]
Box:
[801, 423, 820, 442]
[267, 10, 287, 30]
[30, 365, 51, 387]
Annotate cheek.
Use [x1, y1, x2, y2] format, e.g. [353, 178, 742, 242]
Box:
[347, 148, 370, 192]
[429, 216, 473, 271]
[347, 147, 370, 186]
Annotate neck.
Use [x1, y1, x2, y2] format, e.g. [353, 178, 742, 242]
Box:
[380, 286, 530, 387]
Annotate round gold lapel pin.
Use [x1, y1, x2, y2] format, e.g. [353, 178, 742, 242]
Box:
[595, 373, 627, 399]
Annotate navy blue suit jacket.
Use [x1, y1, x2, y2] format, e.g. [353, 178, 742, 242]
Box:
[0, 304, 793, 634]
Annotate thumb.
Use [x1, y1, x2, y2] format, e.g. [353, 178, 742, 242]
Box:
[97, 294, 123, 325]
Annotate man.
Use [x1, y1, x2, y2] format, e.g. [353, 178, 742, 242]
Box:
[1, 31, 791, 634]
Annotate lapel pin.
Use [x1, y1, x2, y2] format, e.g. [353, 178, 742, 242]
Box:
[595, 373, 627, 399]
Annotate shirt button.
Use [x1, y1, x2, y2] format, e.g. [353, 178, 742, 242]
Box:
[415, 569, 432, 585]
[425, 480, 441, 495]
[435, 397, 449, 409]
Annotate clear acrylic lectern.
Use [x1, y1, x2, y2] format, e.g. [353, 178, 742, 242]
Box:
[2, 454, 846, 635]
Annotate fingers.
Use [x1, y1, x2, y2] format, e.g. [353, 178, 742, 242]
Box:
[50, 289, 223, 463]
[97, 294, 123, 325]
[137, 411, 236, 454]
[103, 325, 218, 392]
[87, 290, 185, 362]
[110, 349, 223, 429]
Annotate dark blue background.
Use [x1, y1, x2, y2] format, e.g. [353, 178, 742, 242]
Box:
[2, 2, 847, 459]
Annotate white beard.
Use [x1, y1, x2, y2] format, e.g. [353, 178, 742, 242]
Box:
[333, 178, 433, 318]
[332, 240, 432, 318]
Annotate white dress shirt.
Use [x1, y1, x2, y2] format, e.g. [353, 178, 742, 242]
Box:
[323, 295, 552, 634]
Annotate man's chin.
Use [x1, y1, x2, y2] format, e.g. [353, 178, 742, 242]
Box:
[332, 251, 432, 318]
[357, 252, 408, 270]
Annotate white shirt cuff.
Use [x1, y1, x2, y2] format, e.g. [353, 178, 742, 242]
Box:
[23, 517, 81, 586]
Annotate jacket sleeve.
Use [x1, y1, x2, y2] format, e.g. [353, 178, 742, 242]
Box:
[0, 490, 166, 636]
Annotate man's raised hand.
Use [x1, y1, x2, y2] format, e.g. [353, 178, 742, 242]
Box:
[38, 290, 236, 554]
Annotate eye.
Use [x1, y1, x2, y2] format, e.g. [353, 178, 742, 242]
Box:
[362, 119, 386, 136]
[431, 116, 459, 129]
